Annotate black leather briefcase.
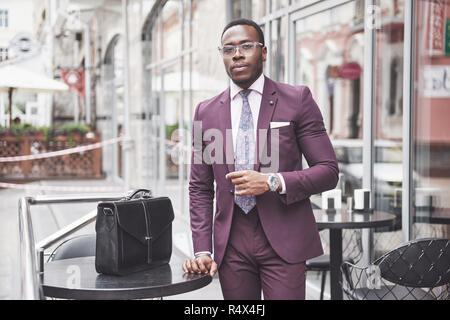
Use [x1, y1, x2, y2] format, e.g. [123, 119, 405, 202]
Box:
[95, 189, 174, 276]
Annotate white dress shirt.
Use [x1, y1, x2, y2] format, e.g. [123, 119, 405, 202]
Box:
[230, 72, 264, 150]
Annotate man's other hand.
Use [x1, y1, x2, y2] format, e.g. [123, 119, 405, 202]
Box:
[182, 254, 218, 277]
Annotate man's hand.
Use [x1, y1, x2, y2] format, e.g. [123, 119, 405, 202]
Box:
[226, 170, 272, 196]
[182, 254, 218, 277]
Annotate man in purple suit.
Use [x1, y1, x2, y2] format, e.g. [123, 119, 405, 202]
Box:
[182, 18, 339, 300]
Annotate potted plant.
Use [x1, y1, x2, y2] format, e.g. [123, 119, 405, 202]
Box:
[0, 124, 6, 137]
[35, 126, 53, 141]
[59, 123, 89, 147]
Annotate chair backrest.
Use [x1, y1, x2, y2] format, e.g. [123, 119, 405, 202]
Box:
[343, 229, 363, 263]
[50, 234, 96, 261]
[375, 238, 450, 288]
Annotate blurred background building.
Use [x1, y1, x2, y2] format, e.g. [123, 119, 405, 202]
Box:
[1, 0, 450, 267]
[0, 0, 55, 127]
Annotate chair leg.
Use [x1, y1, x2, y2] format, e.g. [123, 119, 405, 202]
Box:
[320, 271, 327, 300]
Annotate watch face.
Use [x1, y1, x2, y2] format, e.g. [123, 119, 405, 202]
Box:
[269, 174, 279, 191]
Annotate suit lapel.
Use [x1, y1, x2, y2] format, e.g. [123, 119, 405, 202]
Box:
[218, 88, 235, 174]
[255, 77, 278, 172]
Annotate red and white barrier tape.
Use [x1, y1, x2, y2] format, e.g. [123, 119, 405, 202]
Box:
[0, 134, 189, 192]
[0, 182, 126, 192]
[0, 136, 129, 163]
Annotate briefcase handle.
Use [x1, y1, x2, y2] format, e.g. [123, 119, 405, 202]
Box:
[123, 189, 152, 201]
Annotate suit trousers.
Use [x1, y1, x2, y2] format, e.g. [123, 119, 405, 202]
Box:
[218, 205, 306, 300]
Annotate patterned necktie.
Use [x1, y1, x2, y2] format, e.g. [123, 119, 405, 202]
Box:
[234, 89, 256, 214]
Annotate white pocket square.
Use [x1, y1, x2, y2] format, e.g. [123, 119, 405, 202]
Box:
[270, 121, 290, 129]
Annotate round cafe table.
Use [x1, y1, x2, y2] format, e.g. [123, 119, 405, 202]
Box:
[42, 254, 212, 300]
[313, 209, 396, 300]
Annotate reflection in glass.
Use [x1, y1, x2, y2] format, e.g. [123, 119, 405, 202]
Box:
[412, 0, 450, 240]
[142, 0, 229, 215]
[271, 0, 289, 12]
[295, 1, 364, 206]
[293, 1, 365, 273]
[271, 17, 286, 81]
[191, 0, 228, 106]
[363, 0, 405, 259]
[295, 1, 362, 139]
[103, 36, 124, 180]
[161, 1, 182, 62]
[251, 0, 266, 20]
[163, 62, 181, 180]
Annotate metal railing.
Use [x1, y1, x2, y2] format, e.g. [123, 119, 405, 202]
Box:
[18, 193, 124, 300]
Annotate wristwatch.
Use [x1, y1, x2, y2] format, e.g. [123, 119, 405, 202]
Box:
[266, 173, 280, 192]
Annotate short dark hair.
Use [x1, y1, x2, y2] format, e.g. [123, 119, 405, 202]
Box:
[221, 18, 265, 45]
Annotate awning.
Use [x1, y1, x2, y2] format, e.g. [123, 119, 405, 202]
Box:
[0, 65, 69, 93]
[0, 64, 68, 126]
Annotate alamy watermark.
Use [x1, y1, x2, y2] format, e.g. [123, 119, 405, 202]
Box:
[66, 265, 81, 289]
[366, 264, 381, 290]
[169, 121, 281, 173]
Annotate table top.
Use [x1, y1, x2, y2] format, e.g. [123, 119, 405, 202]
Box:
[313, 209, 397, 229]
[42, 255, 212, 300]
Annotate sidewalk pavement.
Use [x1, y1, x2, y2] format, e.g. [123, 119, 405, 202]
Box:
[0, 178, 327, 300]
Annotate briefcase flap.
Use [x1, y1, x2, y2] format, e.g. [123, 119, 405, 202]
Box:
[114, 197, 174, 245]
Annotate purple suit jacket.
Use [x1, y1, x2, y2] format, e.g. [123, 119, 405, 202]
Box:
[189, 76, 339, 268]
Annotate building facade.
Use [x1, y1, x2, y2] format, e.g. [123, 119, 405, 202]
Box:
[0, 0, 55, 127]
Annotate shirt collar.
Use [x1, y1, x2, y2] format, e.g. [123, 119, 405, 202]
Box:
[230, 73, 265, 100]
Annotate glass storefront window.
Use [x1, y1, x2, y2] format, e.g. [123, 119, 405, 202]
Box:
[271, 17, 286, 81]
[411, 0, 450, 240]
[271, 0, 289, 12]
[372, 0, 405, 259]
[143, 0, 184, 198]
[191, 0, 228, 107]
[251, 0, 266, 20]
[231, 0, 244, 18]
[142, 0, 228, 207]
[293, 1, 366, 269]
[294, 1, 364, 201]
[102, 35, 124, 180]
[230, 0, 253, 19]
[161, 1, 182, 61]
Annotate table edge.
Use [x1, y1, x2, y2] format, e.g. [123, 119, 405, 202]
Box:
[43, 273, 213, 300]
[314, 210, 397, 229]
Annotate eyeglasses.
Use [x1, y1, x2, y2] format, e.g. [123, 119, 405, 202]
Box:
[218, 42, 264, 58]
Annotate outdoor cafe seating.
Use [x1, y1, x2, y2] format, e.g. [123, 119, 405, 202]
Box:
[341, 238, 450, 300]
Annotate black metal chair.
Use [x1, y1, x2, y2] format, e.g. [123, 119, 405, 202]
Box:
[48, 234, 96, 261]
[341, 238, 450, 300]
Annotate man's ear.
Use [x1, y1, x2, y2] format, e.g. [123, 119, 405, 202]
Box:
[262, 46, 267, 62]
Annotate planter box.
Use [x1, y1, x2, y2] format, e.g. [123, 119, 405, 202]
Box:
[0, 134, 103, 180]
